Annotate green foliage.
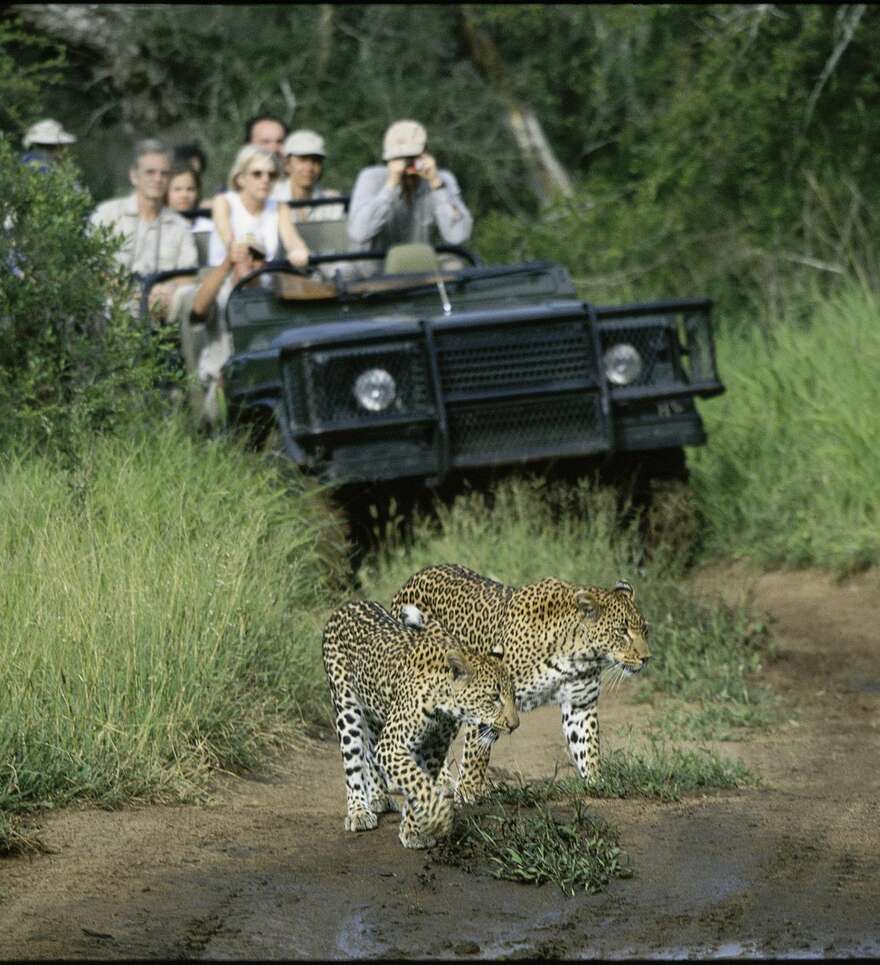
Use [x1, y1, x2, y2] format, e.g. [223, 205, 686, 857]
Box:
[0, 18, 65, 133]
[691, 282, 880, 575]
[487, 741, 752, 805]
[432, 796, 631, 896]
[0, 134, 167, 454]
[0, 418, 347, 852]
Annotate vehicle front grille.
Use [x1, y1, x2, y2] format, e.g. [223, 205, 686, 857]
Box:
[448, 393, 604, 466]
[436, 319, 594, 397]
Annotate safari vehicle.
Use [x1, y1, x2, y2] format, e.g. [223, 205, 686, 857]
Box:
[145, 200, 724, 508]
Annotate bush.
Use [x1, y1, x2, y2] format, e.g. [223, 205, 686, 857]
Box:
[0, 134, 165, 456]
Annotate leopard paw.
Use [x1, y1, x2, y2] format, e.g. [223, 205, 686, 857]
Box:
[344, 808, 378, 832]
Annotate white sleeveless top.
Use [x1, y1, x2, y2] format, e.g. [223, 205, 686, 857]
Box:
[207, 192, 280, 311]
[207, 191, 280, 266]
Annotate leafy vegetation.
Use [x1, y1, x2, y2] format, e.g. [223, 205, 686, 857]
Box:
[691, 282, 880, 575]
[0, 135, 169, 457]
[0, 418, 346, 851]
[432, 741, 750, 894]
[431, 797, 631, 897]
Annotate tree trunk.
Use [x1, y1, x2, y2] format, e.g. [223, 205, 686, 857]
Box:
[459, 7, 573, 207]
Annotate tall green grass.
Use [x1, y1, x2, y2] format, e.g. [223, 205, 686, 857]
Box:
[358, 479, 776, 737]
[0, 417, 346, 849]
[691, 283, 880, 574]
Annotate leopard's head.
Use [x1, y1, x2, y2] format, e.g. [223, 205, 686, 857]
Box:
[444, 644, 519, 735]
[572, 580, 650, 675]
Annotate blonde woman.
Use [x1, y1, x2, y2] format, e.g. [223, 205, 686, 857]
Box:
[208, 145, 309, 297]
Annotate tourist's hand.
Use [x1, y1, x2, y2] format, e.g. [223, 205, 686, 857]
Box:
[229, 241, 250, 264]
[416, 153, 442, 190]
[286, 242, 310, 269]
[386, 158, 406, 188]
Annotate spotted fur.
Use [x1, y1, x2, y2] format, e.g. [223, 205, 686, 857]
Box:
[321, 599, 518, 849]
[391, 563, 650, 802]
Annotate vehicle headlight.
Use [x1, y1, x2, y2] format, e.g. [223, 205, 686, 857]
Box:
[603, 343, 643, 386]
[353, 367, 397, 412]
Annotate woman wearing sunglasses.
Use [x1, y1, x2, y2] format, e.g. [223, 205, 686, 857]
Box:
[208, 145, 310, 307]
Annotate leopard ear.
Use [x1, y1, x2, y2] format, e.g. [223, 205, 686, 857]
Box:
[614, 580, 635, 600]
[575, 588, 604, 621]
[446, 648, 473, 682]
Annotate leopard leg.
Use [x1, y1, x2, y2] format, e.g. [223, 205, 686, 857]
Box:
[328, 680, 378, 832]
[375, 718, 454, 849]
[417, 718, 458, 803]
[559, 675, 602, 782]
[454, 723, 495, 804]
[364, 713, 399, 815]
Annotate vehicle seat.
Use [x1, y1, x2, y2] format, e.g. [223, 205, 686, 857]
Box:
[296, 219, 349, 255]
[193, 230, 212, 267]
[383, 243, 439, 275]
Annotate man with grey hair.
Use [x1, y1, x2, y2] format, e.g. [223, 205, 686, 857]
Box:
[90, 139, 198, 319]
[347, 119, 472, 273]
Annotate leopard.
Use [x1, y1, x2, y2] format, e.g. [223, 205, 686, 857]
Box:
[321, 598, 519, 849]
[390, 563, 650, 803]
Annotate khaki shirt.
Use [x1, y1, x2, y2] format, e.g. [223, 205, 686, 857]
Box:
[90, 194, 198, 276]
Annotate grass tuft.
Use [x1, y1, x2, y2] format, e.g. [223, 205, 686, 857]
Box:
[431, 797, 631, 896]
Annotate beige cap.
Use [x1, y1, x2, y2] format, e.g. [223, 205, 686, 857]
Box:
[382, 120, 426, 161]
[23, 118, 77, 148]
[283, 129, 326, 157]
[241, 233, 267, 257]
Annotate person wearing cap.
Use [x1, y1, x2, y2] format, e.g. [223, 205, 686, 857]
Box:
[90, 139, 198, 320]
[271, 129, 344, 222]
[21, 118, 77, 172]
[347, 119, 473, 273]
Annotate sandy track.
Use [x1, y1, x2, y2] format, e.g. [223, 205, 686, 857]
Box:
[1, 565, 878, 959]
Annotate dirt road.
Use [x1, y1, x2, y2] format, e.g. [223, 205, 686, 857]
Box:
[1, 565, 879, 959]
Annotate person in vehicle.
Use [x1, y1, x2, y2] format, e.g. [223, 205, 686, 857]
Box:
[179, 232, 268, 429]
[244, 114, 288, 164]
[90, 139, 198, 320]
[207, 145, 310, 309]
[166, 162, 214, 267]
[173, 143, 208, 178]
[20, 118, 77, 172]
[173, 143, 212, 213]
[271, 129, 345, 222]
[347, 119, 472, 273]
[166, 163, 213, 230]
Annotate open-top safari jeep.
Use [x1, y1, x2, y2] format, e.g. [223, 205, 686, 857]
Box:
[142, 199, 724, 542]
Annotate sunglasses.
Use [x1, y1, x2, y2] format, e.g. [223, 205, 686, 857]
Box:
[248, 169, 277, 180]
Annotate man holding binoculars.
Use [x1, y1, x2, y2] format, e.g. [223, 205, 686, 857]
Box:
[347, 119, 473, 274]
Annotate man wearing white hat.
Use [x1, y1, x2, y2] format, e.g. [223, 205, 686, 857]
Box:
[347, 119, 472, 272]
[271, 129, 344, 222]
[21, 118, 77, 173]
